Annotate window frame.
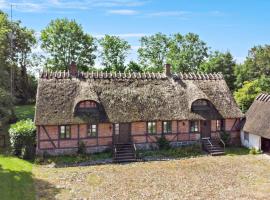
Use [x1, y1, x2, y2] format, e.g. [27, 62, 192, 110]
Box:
[244, 132, 249, 142]
[59, 125, 71, 139]
[114, 123, 120, 135]
[87, 124, 98, 138]
[147, 121, 157, 135]
[216, 119, 225, 131]
[162, 121, 172, 134]
[190, 121, 199, 133]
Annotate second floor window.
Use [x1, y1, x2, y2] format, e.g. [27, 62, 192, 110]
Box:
[87, 124, 97, 137]
[60, 125, 71, 139]
[147, 122, 156, 134]
[163, 121, 172, 134]
[190, 121, 199, 132]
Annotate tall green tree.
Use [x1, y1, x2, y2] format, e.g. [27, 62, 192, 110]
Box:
[99, 35, 131, 72]
[138, 33, 170, 72]
[234, 76, 270, 112]
[41, 18, 97, 71]
[235, 45, 270, 88]
[167, 33, 209, 72]
[200, 51, 236, 91]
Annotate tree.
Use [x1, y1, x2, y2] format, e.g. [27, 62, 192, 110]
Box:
[99, 35, 131, 72]
[138, 33, 170, 72]
[167, 33, 209, 72]
[11, 22, 36, 103]
[200, 51, 236, 91]
[235, 45, 270, 88]
[234, 76, 270, 112]
[125, 61, 143, 72]
[41, 18, 97, 71]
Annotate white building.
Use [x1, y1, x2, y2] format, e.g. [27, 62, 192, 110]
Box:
[241, 93, 270, 152]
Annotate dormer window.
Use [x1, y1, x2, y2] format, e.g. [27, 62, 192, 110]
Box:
[76, 100, 98, 113]
[191, 99, 210, 111]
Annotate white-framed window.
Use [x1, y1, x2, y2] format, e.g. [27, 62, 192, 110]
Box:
[190, 121, 199, 132]
[163, 121, 172, 134]
[147, 122, 157, 134]
[114, 123, 119, 135]
[59, 125, 71, 139]
[216, 120, 225, 131]
[87, 124, 97, 137]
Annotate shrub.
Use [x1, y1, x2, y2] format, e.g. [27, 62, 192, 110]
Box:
[220, 131, 231, 146]
[249, 147, 262, 155]
[9, 119, 36, 159]
[77, 141, 87, 155]
[156, 135, 171, 150]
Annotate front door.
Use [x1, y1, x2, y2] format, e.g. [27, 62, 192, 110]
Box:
[200, 120, 211, 138]
[262, 137, 270, 152]
[114, 123, 131, 144]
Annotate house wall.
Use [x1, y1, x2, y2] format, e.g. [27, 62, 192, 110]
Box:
[240, 130, 261, 150]
[37, 118, 241, 155]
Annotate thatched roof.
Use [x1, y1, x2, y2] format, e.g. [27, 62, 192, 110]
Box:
[243, 93, 270, 139]
[35, 71, 243, 125]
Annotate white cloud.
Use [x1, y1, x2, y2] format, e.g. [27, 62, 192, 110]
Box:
[107, 9, 138, 15]
[147, 11, 191, 17]
[0, 0, 148, 13]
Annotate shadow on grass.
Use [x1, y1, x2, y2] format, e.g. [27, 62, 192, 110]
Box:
[0, 156, 60, 200]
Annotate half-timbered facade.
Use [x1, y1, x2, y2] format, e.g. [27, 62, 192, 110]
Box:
[35, 64, 243, 155]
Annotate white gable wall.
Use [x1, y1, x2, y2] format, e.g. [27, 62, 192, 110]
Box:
[241, 130, 261, 150]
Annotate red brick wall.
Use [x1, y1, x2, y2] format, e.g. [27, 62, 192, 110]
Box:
[38, 123, 113, 150]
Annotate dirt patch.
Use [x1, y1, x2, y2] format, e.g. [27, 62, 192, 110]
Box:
[33, 155, 270, 200]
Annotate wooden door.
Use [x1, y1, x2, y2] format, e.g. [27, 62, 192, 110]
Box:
[262, 137, 270, 152]
[114, 123, 131, 144]
[200, 120, 211, 139]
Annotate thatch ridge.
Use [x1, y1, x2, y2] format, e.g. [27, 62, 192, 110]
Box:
[243, 93, 270, 139]
[40, 70, 224, 81]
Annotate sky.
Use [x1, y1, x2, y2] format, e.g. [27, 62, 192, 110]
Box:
[1, 0, 270, 64]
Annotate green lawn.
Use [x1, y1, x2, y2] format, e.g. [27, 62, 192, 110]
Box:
[0, 155, 35, 200]
[14, 104, 35, 120]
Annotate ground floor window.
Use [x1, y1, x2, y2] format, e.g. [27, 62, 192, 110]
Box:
[87, 124, 97, 137]
[244, 132, 249, 142]
[59, 125, 71, 139]
[147, 121, 157, 134]
[114, 123, 119, 135]
[216, 120, 225, 131]
[190, 121, 199, 132]
[163, 121, 172, 134]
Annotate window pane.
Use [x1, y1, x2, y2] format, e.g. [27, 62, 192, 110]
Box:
[66, 126, 71, 138]
[60, 126, 65, 134]
[115, 124, 119, 135]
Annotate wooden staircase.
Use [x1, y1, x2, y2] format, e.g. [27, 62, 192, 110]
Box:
[202, 138, 225, 156]
[113, 143, 137, 163]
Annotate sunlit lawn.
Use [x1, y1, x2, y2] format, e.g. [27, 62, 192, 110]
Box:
[0, 155, 35, 200]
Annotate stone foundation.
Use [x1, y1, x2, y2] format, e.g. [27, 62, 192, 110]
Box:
[36, 146, 111, 156]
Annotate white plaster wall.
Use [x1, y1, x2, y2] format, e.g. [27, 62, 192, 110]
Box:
[241, 130, 261, 150]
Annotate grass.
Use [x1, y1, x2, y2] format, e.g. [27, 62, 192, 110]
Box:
[225, 146, 250, 156]
[33, 154, 270, 199]
[138, 145, 203, 159]
[35, 151, 112, 166]
[0, 155, 35, 200]
[14, 104, 35, 120]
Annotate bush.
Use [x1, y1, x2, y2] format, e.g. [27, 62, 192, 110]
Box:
[249, 147, 262, 155]
[156, 135, 170, 150]
[220, 131, 231, 146]
[77, 141, 87, 155]
[9, 119, 36, 159]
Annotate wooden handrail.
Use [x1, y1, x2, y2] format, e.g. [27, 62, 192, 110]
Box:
[219, 138, 226, 151]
